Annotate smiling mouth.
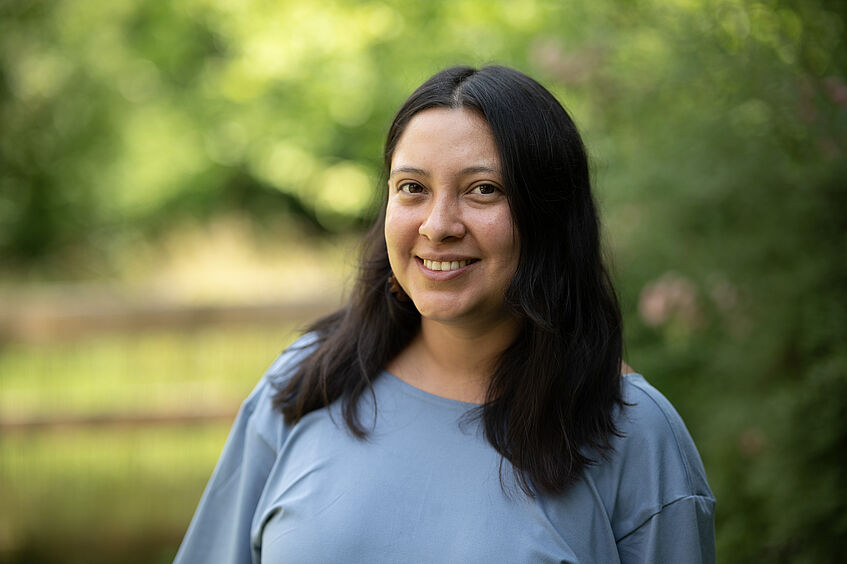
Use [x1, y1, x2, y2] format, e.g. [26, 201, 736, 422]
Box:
[419, 258, 479, 272]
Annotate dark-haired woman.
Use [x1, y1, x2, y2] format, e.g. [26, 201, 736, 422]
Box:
[175, 65, 715, 564]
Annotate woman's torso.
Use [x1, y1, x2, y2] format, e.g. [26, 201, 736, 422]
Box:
[250, 359, 709, 563]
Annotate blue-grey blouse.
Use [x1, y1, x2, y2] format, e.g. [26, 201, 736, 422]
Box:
[174, 336, 715, 563]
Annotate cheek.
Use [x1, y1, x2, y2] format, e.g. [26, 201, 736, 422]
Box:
[480, 212, 519, 262]
[384, 204, 418, 265]
[384, 206, 399, 253]
[385, 203, 417, 236]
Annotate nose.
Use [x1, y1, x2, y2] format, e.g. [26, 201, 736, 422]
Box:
[418, 193, 466, 242]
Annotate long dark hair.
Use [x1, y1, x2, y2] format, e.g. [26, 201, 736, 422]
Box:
[274, 65, 623, 495]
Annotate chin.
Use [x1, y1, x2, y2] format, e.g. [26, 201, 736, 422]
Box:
[412, 299, 492, 327]
[411, 300, 469, 324]
[413, 306, 465, 324]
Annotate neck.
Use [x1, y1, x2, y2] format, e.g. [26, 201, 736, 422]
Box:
[389, 315, 520, 404]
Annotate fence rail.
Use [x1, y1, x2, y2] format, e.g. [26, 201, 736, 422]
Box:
[0, 297, 337, 344]
[0, 294, 339, 432]
[0, 408, 239, 433]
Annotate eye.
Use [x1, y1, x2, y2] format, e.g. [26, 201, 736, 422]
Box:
[470, 184, 499, 195]
[398, 182, 425, 194]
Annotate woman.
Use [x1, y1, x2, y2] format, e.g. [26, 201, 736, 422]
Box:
[174, 65, 715, 563]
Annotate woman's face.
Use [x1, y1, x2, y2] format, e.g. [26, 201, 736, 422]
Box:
[385, 107, 519, 330]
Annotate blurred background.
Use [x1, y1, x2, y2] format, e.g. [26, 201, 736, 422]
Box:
[1, 0, 845, 562]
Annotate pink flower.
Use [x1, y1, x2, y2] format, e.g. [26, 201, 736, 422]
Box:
[638, 272, 701, 329]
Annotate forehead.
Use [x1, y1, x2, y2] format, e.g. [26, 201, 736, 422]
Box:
[391, 108, 500, 172]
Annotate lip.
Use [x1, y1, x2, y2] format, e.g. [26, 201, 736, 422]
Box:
[414, 256, 478, 281]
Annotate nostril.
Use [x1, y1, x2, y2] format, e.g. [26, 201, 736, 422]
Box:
[418, 211, 466, 241]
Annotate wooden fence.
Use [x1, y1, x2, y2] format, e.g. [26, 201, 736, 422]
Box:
[0, 298, 335, 344]
[0, 296, 337, 432]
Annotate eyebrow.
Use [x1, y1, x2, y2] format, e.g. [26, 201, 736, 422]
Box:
[389, 165, 500, 177]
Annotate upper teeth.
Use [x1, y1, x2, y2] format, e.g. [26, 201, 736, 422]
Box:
[423, 259, 469, 271]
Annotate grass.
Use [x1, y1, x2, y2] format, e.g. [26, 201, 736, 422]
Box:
[0, 324, 302, 563]
[1, 424, 228, 563]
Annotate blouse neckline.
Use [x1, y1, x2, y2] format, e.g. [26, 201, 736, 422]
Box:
[379, 370, 483, 410]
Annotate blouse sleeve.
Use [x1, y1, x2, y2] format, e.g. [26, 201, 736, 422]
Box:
[608, 374, 717, 564]
[173, 376, 280, 564]
[173, 335, 317, 564]
[616, 494, 716, 564]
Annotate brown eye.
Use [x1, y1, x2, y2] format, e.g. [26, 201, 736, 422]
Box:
[471, 184, 498, 195]
[399, 182, 424, 194]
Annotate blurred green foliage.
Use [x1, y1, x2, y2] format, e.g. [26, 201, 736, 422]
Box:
[1, 0, 846, 562]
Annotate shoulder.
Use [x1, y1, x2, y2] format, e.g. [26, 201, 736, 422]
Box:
[263, 331, 321, 387]
[588, 373, 715, 540]
[618, 373, 712, 494]
[238, 332, 321, 451]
